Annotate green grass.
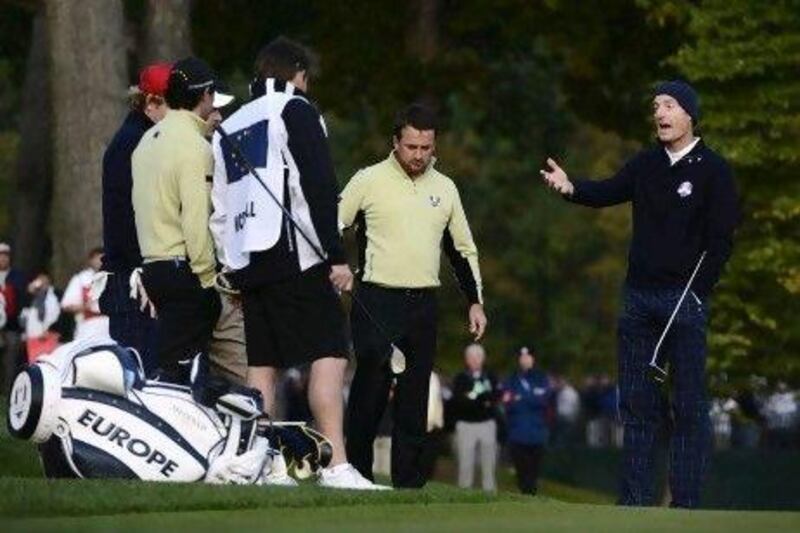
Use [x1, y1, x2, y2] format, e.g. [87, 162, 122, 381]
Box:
[1, 403, 799, 532]
[4, 494, 799, 532]
[0, 477, 522, 518]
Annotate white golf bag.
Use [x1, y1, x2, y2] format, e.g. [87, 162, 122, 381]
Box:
[6, 338, 329, 484]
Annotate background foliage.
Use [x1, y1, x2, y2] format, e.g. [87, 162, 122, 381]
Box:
[0, 0, 796, 384]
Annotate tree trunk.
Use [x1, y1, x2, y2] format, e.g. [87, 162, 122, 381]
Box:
[406, 0, 439, 64]
[142, 0, 192, 65]
[11, 10, 52, 275]
[45, 0, 127, 285]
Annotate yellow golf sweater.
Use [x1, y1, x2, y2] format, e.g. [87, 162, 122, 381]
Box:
[339, 153, 483, 304]
[132, 109, 216, 288]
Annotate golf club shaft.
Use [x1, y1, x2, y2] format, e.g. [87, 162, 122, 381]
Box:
[649, 251, 707, 372]
[215, 125, 395, 344]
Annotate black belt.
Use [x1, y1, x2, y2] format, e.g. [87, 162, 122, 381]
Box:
[361, 282, 435, 298]
[144, 257, 189, 269]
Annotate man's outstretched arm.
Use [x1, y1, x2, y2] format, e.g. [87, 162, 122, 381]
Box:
[540, 156, 637, 208]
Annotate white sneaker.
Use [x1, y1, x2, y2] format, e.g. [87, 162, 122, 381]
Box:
[260, 453, 298, 487]
[317, 463, 392, 490]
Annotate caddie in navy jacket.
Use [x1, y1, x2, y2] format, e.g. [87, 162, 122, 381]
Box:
[99, 63, 171, 375]
[540, 80, 739, 509]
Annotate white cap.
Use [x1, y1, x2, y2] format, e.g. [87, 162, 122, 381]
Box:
[213, 91, 235, 109]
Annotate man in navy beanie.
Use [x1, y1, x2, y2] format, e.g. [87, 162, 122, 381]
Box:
[539, 80, 739, 508]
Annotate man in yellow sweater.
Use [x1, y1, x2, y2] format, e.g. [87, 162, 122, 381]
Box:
[340, 104, 487, 488]
[132, 57, 221, 387]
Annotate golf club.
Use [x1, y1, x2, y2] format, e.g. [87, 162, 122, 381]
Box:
[215, 125, 406, 374]
[648, 251, 707, 383]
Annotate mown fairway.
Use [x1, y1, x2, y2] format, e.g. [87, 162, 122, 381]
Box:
[1, 406, 798, 532]
[2, 480, 799, 533]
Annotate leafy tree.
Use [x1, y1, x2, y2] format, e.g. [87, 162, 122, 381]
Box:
[673, 0, 800, 384]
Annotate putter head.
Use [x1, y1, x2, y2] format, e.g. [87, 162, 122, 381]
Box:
[648, 363, 668, 384]
[389, 344, 406, 375]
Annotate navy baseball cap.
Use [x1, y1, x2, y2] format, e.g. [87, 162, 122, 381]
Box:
[170, 57, 223, 95]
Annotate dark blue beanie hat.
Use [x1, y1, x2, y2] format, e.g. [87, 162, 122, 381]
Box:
[654, 80, 700, 124]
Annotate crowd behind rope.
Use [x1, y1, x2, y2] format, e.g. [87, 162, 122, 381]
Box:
[0, 244, 110, 379]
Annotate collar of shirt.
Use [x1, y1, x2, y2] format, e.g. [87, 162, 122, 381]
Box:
[129, 109, 154, 130]
[388, 151, 437, 182]
[665, 137, 701, 166]
[165, 109, 208, 136]
[254, 78, 310, 100]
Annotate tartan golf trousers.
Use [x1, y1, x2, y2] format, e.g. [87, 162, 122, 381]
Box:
[617, 285, 712, 508]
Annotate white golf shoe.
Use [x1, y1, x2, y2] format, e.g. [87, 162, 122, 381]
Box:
[317, 463, 391, 490]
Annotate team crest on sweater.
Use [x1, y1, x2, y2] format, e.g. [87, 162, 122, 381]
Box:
[429, 195, 441, 207]
[677, 181, 693, 198]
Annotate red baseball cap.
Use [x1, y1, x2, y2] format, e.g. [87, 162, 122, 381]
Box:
[138, 63, 172, 96]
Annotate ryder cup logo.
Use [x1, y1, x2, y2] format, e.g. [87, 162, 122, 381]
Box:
[429, 195, 441, 207]
[677, 181, 693, 198]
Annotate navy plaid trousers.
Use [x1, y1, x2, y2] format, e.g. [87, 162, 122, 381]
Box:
[617, 286, 712, 508]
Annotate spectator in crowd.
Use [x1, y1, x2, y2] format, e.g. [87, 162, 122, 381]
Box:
[0, 242, 29, 393]
[582, 373, 623, 447]
[501, 346, 551, 495]
[552, 375, 581, 447]
[61, 247, 109, 341]
[581, 375, 604, 447]
[596, 374, 622, 447]
[763, 382, 798, 449]
[452, 343, 498, 492]
[20, 274, 61, 360]
[733, 379, 766, 449]
[709, 396, 736, 450]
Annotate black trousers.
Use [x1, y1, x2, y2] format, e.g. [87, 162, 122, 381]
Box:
[510, 443, 543, 495]
[141, 260, 221, 381]
[345, 283, 437, 488]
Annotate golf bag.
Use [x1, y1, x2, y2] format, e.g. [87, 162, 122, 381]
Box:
[6, 338, 331, 483]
